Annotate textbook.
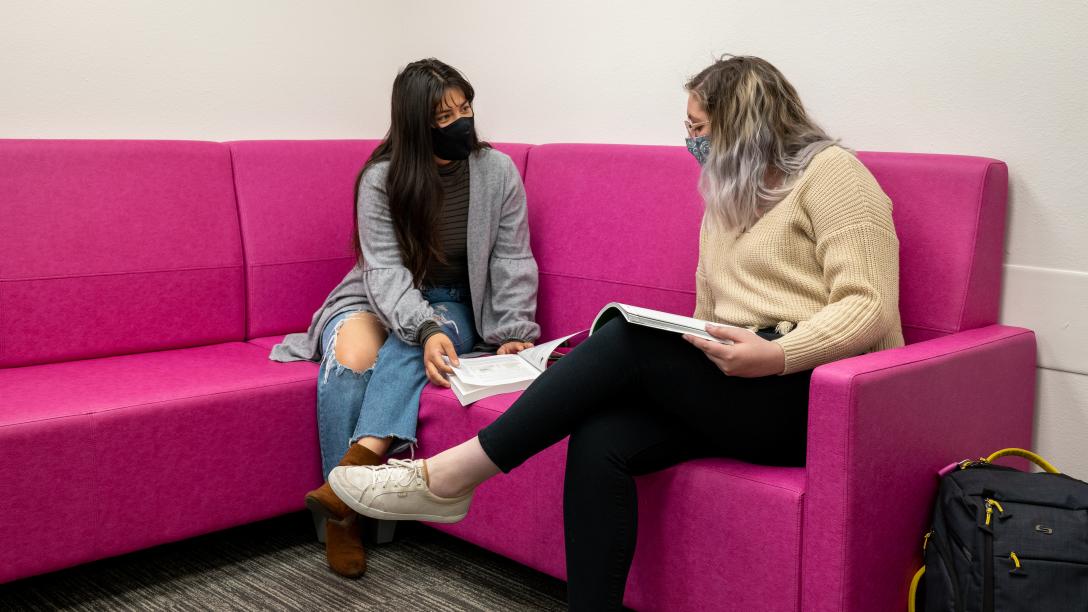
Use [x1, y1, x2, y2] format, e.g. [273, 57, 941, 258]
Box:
[448, 332, 583, 406]
[589, 302, 740, 343]
[448, 303, 738, 405]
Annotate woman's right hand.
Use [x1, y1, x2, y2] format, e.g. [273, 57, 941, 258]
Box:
[423, 332, 460, 388]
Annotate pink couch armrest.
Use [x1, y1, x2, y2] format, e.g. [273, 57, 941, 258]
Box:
[800, 325, 1037, 612]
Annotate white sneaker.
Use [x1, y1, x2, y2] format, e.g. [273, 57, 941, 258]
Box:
[328, 459, 472, 524]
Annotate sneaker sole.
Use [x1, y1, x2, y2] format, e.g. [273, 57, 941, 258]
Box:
[327, 470, 468, 524]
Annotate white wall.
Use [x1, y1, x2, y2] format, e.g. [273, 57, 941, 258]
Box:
[3, 1, 1086, 475]
[0, 1, 402, 139]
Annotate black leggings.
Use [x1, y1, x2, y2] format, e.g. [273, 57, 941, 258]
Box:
[477, 319, 812, 611]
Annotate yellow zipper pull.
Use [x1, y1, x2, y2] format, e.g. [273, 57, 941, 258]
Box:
[1009, 551, 1021, 569]
[984, 498, 1004, 526]
[922, 531, 933, 552]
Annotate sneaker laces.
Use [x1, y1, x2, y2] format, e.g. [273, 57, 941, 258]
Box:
[370, 459, 425, 490]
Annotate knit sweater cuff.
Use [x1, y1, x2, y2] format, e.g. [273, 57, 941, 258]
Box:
[416, 321, 443, 347]
[773, 327, 830, 375]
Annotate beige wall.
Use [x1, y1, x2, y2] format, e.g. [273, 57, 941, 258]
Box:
[3, 1, 1086, 474]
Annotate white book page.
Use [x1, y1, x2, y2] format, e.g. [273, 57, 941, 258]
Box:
[450, 354, 541, 387]
[516, 331, 585, 372]
[621, 304, 737, 334]
[593, 303, 736, 344]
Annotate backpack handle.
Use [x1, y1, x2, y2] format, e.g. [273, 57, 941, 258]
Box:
[907, 566, 925, 612]
[986, 448, 1061, 474]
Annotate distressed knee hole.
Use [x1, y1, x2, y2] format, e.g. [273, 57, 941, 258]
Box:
[322, 312, 383, 382]
[333, 347, 378, 374]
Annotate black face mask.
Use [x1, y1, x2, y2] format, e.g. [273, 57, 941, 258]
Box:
[431, 116, 475, 161]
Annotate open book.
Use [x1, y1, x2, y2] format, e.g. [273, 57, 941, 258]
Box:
[448, 332, 583, 405]
[448, 303, 739, 405]
[589, 302, 740, 343]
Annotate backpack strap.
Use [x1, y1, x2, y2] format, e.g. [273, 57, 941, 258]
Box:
[986, 448, 1061, 474]
[908, 566, 925, 612]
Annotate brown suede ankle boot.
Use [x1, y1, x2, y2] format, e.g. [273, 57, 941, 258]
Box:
[325, 515, 366, 577]
[306, 445, 382, 522]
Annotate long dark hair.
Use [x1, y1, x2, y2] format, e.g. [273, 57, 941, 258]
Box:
[353, 58, 490, 286]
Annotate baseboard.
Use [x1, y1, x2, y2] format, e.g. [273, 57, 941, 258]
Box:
[1001, 264, 1088, 375]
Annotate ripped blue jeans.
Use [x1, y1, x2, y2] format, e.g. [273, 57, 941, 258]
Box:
[316, 285, 477, 478]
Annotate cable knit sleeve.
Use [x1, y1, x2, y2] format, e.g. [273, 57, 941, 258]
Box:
[773, 150, 900, 374]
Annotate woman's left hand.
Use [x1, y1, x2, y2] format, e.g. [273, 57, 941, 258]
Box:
[682, 325, 785, 378]
[497, 340, 534, 355]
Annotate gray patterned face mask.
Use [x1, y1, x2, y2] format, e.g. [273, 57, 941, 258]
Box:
[685, 135, 710, 165]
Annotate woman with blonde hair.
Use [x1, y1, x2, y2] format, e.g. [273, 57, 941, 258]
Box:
[327, 55, 903, 609]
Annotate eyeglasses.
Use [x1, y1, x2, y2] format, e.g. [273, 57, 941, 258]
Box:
[683, 119, 710, 137]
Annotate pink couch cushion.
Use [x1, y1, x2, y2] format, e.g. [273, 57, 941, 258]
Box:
[246, 335, 285, 351]
[415, 387, 806, 612]
[858, 153, 1007, 342]
[0, 140, 244, 368]
[523, 144, 703, 339]
[0, 341, 320, 582]
[229, 140, 533, 340]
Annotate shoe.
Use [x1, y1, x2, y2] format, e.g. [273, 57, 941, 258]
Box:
[325, 515, 366, 578]
[306, 445, 382, 522]
[328, 459, 472, 524]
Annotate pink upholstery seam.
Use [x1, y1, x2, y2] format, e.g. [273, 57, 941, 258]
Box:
[89, 413, 102, 558]
[226, 145, 250, 342]
[954, 162, 1000, 330]
[246, 255, 356, 268]
[903, 323, 956, 335]
[0, 378, 315, 429]
[834, 328, 1031, 379]
[694, 464, 806, 495]
[794, 492, 805, 612]
[0, 264, 244, 283]
[838, 375, 855, 611]
[538, 270, 696, 295]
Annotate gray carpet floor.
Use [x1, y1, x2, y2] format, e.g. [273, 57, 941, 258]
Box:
[0, 513, 568, 611]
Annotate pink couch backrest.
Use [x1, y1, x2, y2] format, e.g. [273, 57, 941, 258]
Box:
[856, 152, 1008, 342]
[229, 141, 532, 339]
[0, 140, 244, 368]
[523, 144, 704, 339]
[0, 139, 1005, 368]
[228, 140, 381, 339]
[523, 144, 1008, 343]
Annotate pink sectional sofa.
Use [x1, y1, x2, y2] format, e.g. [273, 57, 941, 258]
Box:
[0, 139, 1035, 611]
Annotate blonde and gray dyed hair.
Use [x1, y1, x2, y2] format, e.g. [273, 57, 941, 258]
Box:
[686, 55, 839, 232]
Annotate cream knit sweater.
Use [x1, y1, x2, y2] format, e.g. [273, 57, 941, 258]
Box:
[694, 146, 904, 375]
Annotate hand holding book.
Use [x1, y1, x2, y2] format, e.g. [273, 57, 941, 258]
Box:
[497, 340, 535, 355]
[681, 324, 787, 378]
[423, 332, 460, 389]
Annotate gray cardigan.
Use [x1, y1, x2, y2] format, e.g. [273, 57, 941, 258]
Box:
[270, 147, 540, 363]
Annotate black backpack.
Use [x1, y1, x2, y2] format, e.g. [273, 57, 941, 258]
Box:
[909, 448, 1088, 611]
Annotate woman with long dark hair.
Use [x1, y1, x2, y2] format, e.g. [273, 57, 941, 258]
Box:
[326, 55, 903, 608]
[270, 58, 540, 578]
